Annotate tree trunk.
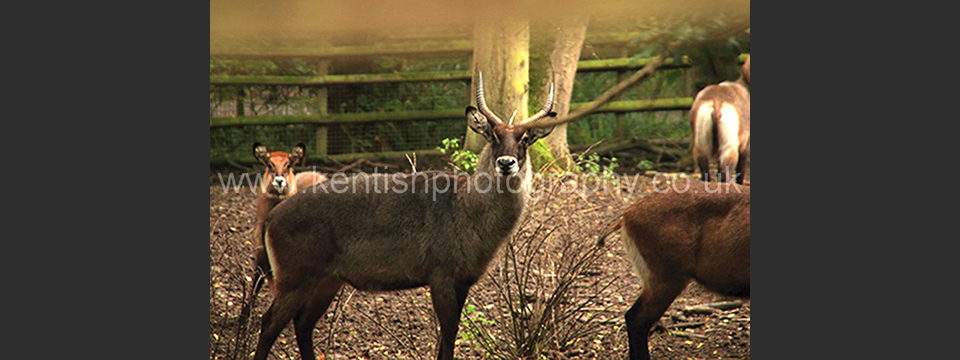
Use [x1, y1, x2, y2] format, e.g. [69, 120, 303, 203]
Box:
[464, 19, 530, 153]
[528, 16, 589, 170]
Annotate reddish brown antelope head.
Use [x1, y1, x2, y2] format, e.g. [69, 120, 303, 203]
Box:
[253, 142, 306, 198]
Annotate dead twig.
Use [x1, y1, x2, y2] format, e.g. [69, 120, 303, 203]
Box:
[667, 321, 705, 329]
[525, 46, 675, 129]
[668, 330, 708, 339]
[332, 158, 400, 173]
[349, 302, 418, 359]
[682, 300, 745, 315]
[324, 288, 357, 353]
[700, 300, 745, 310]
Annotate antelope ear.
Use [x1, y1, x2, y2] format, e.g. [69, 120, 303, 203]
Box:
[253, 142, 270, 164]
[741, 56, 750, 85]
[525, 112, 558, 143]
[466, 106, 495, 142]
[290, 142, 307, 165]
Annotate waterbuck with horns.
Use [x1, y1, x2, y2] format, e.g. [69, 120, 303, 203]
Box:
[690, 56, 750, 183]
[251, 72, 557, 360]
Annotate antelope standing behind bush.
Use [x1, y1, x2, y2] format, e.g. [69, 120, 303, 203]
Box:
[251, 72, 557, 360]
[690, 56, 750, 183]
[601, 180, 750, 360]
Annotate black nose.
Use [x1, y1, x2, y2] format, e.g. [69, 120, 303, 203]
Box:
[497, 157, 517, 169]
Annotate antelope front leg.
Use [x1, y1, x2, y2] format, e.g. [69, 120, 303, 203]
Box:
[429, 275, 470, 360]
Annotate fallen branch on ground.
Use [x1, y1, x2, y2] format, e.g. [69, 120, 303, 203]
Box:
[682, 300, 745, 315]
[668, 330, 708, 339]
[667, 321, 706, 329]
[300, 159, 400, 174]
[587, 136, 687, 158]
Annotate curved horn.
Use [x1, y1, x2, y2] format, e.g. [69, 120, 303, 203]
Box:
[475, 71, 504, 124]
[522, 81, 555, 124]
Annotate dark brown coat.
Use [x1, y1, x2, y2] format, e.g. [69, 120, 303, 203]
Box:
[606, 180, 749, 360]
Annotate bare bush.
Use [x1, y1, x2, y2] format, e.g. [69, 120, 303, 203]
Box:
[458, 174, 625, 359]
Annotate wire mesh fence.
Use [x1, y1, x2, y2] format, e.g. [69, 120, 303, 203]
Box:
[211, 54, 472, 161]
[209, 49, 700, 164]
[210, 119, 466, 161]
[567, 68, 691, 146]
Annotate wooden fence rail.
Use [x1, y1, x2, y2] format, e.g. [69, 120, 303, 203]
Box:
[209, 55, 747, 87]
[209, 96, 695, 165]
[210, 40, 474, 59]
[212, 149, 444, 166]
[210, 97, 693, 128]
[210, 70, 472, 86]
[210, 41, 748, 164]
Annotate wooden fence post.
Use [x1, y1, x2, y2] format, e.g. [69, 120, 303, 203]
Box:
[614, 48, 628, 136]
[235, 87, 245, 117]
[615, 69, 626, 136]
[315, 54, 330, 159]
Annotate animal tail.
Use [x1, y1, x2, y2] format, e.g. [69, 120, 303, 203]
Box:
[597, 216, 624, 248]
[713, 99, 723, 126]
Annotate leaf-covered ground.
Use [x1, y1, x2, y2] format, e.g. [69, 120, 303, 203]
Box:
[210, 174, 749, 359]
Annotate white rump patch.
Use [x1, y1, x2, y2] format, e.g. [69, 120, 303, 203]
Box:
[621, 227, 651, 289]
[265, 229, 280, 280]
[717, 103, 741, 158]
[694, 103, 715, 158]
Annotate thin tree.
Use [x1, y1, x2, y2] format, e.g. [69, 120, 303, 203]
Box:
[528, 16, 590, 169]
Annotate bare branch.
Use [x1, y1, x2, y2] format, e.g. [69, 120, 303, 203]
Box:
[524, 17, 750, 130]
[524, 48, 672, 129]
